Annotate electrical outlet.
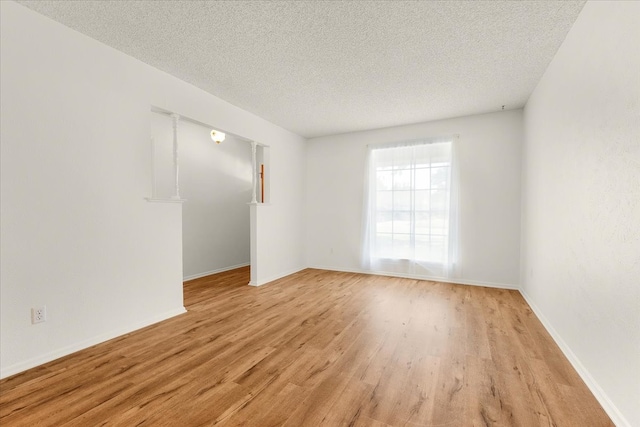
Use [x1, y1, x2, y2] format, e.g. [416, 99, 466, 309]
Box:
[31, 306, 47, 324]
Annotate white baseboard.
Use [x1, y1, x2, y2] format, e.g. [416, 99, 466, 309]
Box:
[183, 263, 249, 282]
[306, 265, 519, 290]
[0, 307, 187, 380]
[519, 290, 630, 427]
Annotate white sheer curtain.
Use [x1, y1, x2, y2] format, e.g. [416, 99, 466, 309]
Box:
[361, 136, 459, 279]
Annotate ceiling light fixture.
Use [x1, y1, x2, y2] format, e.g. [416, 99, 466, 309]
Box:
[211, 129, 225, 144]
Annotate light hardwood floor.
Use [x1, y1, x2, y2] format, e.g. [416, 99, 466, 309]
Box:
[0, 267, 613, 426]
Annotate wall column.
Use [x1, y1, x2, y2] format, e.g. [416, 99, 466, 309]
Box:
[170, 113, 181, 200]
[250, 141, 258, 204]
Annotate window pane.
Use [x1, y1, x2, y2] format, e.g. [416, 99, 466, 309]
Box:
[393, 234, 412, 259]
[393, 211, 411, 233]
[376, 211, 392, 233]
[415, 168, 430, 189]
[375, 233, 393, 258]
[430, 211, 448, 235]
[431, 167, 448, 189]
[393, 191, 411, 210]
[429, 235, 446, 263]
[415, 190, 430, 210]
[393, 169, 411, 190]
[377, 170, 392, 190]
[415, 211, 429, 234]
[431, 189, 447, 211]
[415, 234, 430, 261]
[377, 191, 392, 210]
[368, 141, 453, 266]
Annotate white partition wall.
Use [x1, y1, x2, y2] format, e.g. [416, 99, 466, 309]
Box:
[0, 1, 306, 378]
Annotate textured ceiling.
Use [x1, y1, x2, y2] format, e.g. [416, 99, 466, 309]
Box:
[17, 1, 585, 138]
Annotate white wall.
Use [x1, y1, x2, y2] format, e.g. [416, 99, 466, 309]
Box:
[0, 1, 306, 378]
[151, 113, 252, 280]
[306, 110, 522, 288]
[253, 134, 307, 285]
[521, 2, 640, 426]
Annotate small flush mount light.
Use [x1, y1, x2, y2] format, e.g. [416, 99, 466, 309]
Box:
[211, 129, 226, 144]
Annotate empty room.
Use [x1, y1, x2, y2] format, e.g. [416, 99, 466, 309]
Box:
[0, 1, 638, 426]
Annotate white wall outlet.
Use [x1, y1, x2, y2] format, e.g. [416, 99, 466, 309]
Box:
[31, 306, 47, 324]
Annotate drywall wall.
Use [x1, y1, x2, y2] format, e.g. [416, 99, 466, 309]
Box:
[521, 2, 640, 425]
[306, 110, 522, 287]
[151, 113, 252, 280]
[253, 134, 307, 285]
[0, 1, 306, 378]
[0, 1, 183, 377]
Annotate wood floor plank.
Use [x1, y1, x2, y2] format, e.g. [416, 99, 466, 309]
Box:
[0, 267, 614, 426]
[281, 372, 352, 426]
[320, 377, 374, 426]
[246, 382, 309, 427]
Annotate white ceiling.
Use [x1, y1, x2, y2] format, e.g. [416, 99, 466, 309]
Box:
[17, 0, 585, 139]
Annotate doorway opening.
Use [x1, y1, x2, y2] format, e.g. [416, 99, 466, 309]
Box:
[148, 108, 269, 286]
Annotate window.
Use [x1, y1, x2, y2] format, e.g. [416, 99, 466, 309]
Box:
[363, 137, 458, 278]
